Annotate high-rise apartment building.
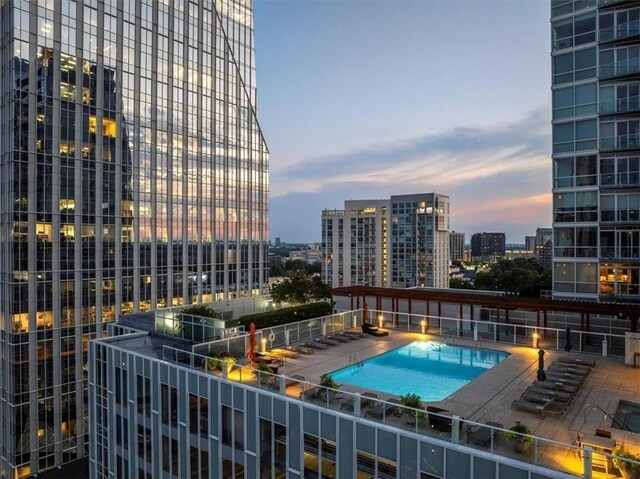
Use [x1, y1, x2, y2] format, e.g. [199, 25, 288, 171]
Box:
[551, 0, 639, 301]
[0, 0, 268, 476]
[470, 232, 506, 263]
[525, 235, 537, 252]
[450, 231, 465, 262]
[321, 193, 450, 289]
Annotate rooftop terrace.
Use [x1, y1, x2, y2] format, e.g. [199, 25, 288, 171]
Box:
[106, 309, 640, 478]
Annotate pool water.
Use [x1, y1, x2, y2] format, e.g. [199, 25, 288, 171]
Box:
[613, 400, 640, 433]
[331, 340, 509, 401]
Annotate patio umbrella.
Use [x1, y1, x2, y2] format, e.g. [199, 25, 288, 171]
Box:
[564, 326, 573, 353]
[362, 302, 369, 325]
[248, 322, 257, 366]
[537, 349, 546, 381]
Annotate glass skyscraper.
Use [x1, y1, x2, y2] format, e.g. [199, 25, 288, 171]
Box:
[0, 0, 268, 476]
[551, 0, 639, 301]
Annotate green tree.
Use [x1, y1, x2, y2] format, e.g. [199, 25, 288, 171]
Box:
[270, 272, 330, 305]
[269, 261, 285, 277]
[449, 277, 474, 290]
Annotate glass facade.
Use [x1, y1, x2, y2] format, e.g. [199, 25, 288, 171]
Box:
[551, 0, 640, 301]
[0, 0, 268, 476]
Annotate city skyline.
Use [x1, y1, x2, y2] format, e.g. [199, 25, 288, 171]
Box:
[254, 0, 552, 244]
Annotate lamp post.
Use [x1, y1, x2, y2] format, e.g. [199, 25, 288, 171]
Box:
[421, 320, 426, 335]
[532, 332, 539, 349]
[378, 314, 384, 329]
[261, 337, 267, 353]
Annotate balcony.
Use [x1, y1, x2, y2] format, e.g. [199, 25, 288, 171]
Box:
[600, 132, 640, 150]
[599, 0, 639, 8]
[599, 59, 640, 79]
[600, 19, 640, 43]
[599, 95, 640, 115]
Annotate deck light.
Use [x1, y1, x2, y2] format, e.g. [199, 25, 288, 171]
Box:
[532, 332, 539, 349]
[378, 314, 384, 329]
[261, 337, 267, 353]
[421, 320, 426, 335]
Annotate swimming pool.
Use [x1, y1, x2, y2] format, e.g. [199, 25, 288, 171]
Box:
[331, 340, 509, 401]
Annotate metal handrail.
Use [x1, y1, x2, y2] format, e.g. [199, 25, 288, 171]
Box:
[583, 403, 626, 430]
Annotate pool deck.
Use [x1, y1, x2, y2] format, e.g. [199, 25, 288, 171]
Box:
[254, 329, 640, 476]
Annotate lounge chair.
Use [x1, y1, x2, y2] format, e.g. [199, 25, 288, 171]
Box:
[559, 356, 596, 367]
[511, 398, 553, 418]
[365, 398, 401, 420]
[336, 332, 358, 341]
[466, 421, 503, 448]
[287, 345, 314, 355]
[361, 323, 389, 337]
[300, 341, 328, 350]
[548, 363, 589, 377]
[520, 391, 568, 417]
[532, 380, 580, 394]
[300, 386, 322, 401]
[326, 334, 350, 343]
[343, 331, 368, 339]
[270, 348, 300, 359]
[269, 374, 305, 391]
[545, 372, 583, 386]
[315, 338, 340, 347]
[426, 406, 462, 433]
[524, 386, 573, 403]
[340, 392, 378, 412]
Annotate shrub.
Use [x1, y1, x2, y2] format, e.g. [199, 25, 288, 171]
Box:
[613, 447, 640, 477]
[181, 304, 221, 319]
[319, 374, 339, 391]
[504, 421, 534, 443]
[237, 302, 331, 330]
[400, 393, 423, 416]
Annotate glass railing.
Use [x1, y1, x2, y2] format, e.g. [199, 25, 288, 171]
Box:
[600, 59, 640, 79]
[600, 19, 640, 42]
[158, 339, 636, 479]
[600, 133, 640, 150]
[600, 95, 640, 114]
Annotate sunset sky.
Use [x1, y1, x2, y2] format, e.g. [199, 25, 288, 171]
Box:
[254, 0, 552, 243]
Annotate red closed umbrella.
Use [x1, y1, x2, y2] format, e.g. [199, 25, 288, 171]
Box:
[362, 302, 369, 325]
[248, 322, 257, 366]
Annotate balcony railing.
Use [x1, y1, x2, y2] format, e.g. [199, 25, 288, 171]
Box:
[600, 95, 640, 114]
[599, 19, 640, 42]
[600, 132, 640, 150]
[599, 0, 633, 7]
[157, 308, 632, 479]
[600, 59, 640, 79]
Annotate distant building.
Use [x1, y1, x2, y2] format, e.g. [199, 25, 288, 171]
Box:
[275, 237, 281, 247]
[525, 235, 537, 253]
[450, 231, 466, 262]
[470, 232, 506, 263]
[322, 193, 450, 288]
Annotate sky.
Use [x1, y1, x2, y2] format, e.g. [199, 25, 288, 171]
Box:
[253, 0, 552, 244]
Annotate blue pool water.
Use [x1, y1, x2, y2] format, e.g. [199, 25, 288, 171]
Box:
[331, 341, 509, 401]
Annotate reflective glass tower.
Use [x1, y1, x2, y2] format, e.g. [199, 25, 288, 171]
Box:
[0, 0, 268, 476]
[551, 0, 639, 301]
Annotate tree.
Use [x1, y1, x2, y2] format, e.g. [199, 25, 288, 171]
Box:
[270, 272, 330, 305]
[449, 277, 474, 290]
[467, 258, 551, 298]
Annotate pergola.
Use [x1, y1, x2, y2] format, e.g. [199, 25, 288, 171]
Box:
[330, 286, 640, 333]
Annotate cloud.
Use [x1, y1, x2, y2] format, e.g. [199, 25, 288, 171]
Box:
[271, 106, 550, 198]
[269, 107, 552, 243]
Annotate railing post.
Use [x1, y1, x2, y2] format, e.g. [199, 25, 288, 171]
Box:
[354, 393, 361, 418]
[583, 446, 592, 479]
[452, 416, 460, 444]
[279, 375, 286, 395]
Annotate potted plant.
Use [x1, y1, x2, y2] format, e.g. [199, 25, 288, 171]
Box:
[319, 374, 339, 395]
[614, 448, 640, 479]
[204, 353, 221, 371]
[219, 352, 236, 375]
[400, 393, 423, 415]
[504, 421, 534, 453]
[255, 362, 270, 385]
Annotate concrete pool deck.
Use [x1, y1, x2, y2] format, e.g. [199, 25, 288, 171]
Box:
[252, 329, 640, 477]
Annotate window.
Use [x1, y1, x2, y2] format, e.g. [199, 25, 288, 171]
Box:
[553, 83, 597, 119]
[552, 12, 596, 51]
[553, 120, 597, 153]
